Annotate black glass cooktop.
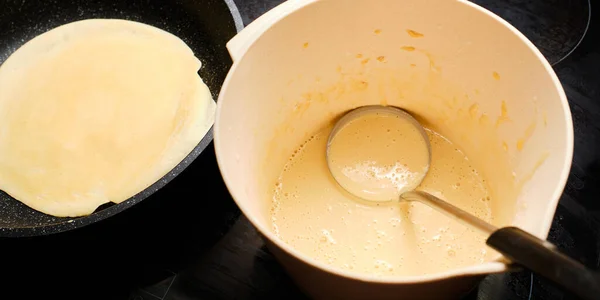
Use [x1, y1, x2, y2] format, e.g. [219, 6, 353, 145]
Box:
[0, 1, 598, 300]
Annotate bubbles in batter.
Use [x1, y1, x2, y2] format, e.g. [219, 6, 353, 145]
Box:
[271, 120, 493, 277]
[327, 108, 430, 202]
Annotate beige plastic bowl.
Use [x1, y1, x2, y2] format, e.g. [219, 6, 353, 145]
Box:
[215, 0, 574, 299]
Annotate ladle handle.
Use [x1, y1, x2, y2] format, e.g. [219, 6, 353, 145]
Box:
[402, 191, 600, 300]
[401, 191, 498, 234]
[487, 227, 600, 300]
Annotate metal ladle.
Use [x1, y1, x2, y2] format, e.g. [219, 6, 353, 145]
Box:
[326, 105, 600, 300]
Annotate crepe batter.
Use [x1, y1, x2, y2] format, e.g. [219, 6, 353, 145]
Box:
[271, 116, 493, 277]
[0, 19, 215, 217]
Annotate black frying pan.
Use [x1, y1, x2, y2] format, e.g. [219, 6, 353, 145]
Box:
[0, 0, 243, 237]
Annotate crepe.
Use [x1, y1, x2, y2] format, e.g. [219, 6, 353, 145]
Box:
[0, 19, 216, 217]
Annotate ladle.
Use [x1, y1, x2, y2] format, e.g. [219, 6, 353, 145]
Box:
[326, 105, 600, 300]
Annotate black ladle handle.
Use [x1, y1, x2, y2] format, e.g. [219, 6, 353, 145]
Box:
[401, 191, 600, 300]
[487, 227, 600, 300]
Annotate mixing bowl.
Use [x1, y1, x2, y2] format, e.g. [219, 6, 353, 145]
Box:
[215, 0, 574, 298]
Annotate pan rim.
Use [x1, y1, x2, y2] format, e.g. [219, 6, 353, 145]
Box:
[225, 0, 245, 33]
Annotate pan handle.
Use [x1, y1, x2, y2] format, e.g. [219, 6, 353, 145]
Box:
[226, 0, 316, 62]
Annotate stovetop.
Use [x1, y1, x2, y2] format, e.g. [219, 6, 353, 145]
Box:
[1, 1, 598, 299]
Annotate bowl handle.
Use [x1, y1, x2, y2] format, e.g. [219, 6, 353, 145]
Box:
[226, 0, 316, 62]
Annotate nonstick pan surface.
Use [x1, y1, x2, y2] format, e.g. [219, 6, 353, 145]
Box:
[0, 0, 243, 237]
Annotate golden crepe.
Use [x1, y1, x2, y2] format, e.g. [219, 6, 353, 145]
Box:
[0, 19, 216, 217]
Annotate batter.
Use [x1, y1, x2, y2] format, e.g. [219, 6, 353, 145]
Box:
[0, 19, 215, 217]
[271, 117, 493, 277]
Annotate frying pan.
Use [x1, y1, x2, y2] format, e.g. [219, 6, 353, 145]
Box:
[0, 0, 244, 237]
